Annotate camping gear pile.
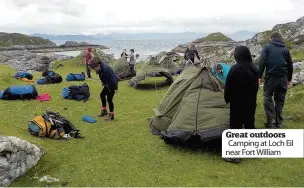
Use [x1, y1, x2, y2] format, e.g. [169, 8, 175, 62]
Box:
[28, 110, 83, 139]
[37, 70, 63, 85]
[148, 66, 229, 143]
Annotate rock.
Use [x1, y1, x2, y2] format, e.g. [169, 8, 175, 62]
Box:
[293, 62, 304, 69]
[58, 41, 107, 49]
[38, 175, 60, 183]
[0, 50, 73, 72]
[292, 69, 304, 86]
[0, 135, 44, 187]
[78, 48, 115, 63]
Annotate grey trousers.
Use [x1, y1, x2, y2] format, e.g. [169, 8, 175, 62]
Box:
[263, 76, 288, 125]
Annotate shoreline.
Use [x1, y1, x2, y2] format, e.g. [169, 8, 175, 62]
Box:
[0, 44, 109, 53]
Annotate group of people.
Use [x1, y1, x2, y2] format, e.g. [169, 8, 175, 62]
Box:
[82, 31, 293, 162]
[121, 49, 139, 76]
[219, 31, 293, 163]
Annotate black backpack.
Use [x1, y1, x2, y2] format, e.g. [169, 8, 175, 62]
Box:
[62, 83, 90, 101]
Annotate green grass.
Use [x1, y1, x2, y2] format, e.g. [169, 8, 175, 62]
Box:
[1, 57, 304, 187]
[291, 50, 304, 61]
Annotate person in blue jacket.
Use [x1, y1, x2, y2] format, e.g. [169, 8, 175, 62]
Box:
[89, 58, 119, 121]
[211, 62, 231, 85]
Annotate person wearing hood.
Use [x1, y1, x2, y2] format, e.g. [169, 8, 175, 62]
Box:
[259, 32, 293, 128]
[224, 45, 259, 164]
[89, 58, 119, 121]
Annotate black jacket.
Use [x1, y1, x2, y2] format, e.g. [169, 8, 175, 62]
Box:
[184, 48, 200, 60]
[97, 62, 119, 90]
[258, 38, 293, 81]
[224, 46, 259, 104]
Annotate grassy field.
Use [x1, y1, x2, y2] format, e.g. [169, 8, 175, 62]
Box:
[1, 58, 304, 187]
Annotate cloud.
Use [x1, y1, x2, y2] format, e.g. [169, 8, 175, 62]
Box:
[0, 0, 303, 34]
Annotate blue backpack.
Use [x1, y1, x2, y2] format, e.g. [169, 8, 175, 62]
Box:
[14, 71, 33, 80]
[66, 72, 86, 81]
[62, 83, 90, 101]
[0, 85, 38, 100]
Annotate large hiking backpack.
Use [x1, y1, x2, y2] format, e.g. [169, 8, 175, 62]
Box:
[62, 83, 90, 101]
[37, 71, 62, 85]
[0, 85, 38, 100]
[66, 72, 86, 81]
[28, 110, 83, 139]
[14, 71, 33, 80]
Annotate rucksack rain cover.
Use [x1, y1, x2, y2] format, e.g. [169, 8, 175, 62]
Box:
[149, 66, 229, 142]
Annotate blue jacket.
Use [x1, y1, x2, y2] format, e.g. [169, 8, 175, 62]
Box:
[212, 62, 231, 84]
[98, 63, 118, 90]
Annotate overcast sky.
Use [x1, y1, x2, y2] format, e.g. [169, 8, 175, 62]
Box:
[0, 0, 303, 35]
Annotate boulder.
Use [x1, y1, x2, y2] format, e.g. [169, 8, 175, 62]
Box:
[0, 135, 44, 187]
[0, 50, 73, 72]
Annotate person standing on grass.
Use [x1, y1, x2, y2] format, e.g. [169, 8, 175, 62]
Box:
[89, 58, 119, 121]
[259, 32, 293, 128]
[85, 48, 94, 78]
[224, 45, 259, 164]
[128, 49, 136, 76]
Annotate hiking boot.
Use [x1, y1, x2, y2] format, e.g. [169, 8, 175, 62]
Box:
[264, 120, 276, 128]
[104, 113, 114, 121]
[276, 123, 284, 128]
[223, 158, 241, 164]
[98, 110, 108, 117]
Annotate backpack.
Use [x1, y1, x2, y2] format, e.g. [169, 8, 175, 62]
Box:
[14, 71, 33, 80]
[62, 83, 90, 101]
[0, 85, 38, 100]
[66, 72, 86, 81]
[37, 71, 63, 85]
[28, 110, 83, 139]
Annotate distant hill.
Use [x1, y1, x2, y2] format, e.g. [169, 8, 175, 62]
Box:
[30, 33, 99, 41]
[226, 30, 257, 41]
[0, 32, 56, 47]
[28, 31, 257, 42]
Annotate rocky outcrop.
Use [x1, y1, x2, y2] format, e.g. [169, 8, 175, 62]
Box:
[0, 50, 73, 72]
[172, 17, 304, 65]
[172, 33, 238, 66]
[0, 135, 44, 187]
[0, 40, 109, 53]
[77, 48, 115, 64]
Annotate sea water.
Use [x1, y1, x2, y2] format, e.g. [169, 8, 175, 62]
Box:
[53, 38, 190, 60]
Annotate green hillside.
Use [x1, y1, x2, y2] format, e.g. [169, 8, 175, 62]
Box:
[0, 57, 304, 186]
[0, 32, 56, 47]
[195, 32, 234, 43]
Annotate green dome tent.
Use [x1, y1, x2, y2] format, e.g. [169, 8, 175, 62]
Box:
[149, 66, 229, 143]
[113, 57, 135, 79]
[128, 57, 173, 88]
[158, 55, 178, 75]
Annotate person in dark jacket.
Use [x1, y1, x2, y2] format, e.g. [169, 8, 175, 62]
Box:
[89, 58, 119, 121]
[259, 32, 293, 128]
[184, 43, 200, 64]
[224, 45, 259, 163]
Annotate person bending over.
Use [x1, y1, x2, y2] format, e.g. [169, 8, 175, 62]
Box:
[89, 58, 119, 121]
